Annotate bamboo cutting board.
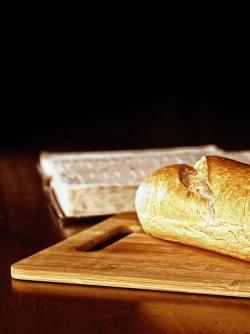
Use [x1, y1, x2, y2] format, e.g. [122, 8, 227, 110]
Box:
[11, 212, 250, 298]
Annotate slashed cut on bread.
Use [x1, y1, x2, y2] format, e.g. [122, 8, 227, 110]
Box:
[135, 156, 250, 262]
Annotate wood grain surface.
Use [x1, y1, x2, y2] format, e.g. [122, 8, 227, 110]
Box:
[2, 152, 250, 334]
[11, 212, 250, 298]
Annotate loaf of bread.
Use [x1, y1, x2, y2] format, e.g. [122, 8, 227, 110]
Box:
[135, 156, 250, 262]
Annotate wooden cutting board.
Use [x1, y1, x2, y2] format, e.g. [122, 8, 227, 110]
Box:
[11, 212, 250, 298]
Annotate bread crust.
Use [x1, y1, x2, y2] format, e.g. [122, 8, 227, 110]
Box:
[135, 156, 250, 262]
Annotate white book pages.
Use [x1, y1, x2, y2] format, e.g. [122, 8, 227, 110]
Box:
[223, 150, 250, 165]
[39, 145, 249, 218]
[40, 145, 227, 187]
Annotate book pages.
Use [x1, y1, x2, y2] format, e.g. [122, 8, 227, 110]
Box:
[39, 145, 249, 218]
[223, 150, 250, 165]
[40, 145, 227, 187]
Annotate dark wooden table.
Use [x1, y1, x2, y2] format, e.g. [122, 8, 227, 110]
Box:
[1, 151, 250, 334]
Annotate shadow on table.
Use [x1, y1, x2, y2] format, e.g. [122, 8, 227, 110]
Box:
[12, 279, 250, 334]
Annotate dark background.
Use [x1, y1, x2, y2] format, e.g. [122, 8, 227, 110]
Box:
[1, 25, 250, 155]
[2, 74, 249, 155]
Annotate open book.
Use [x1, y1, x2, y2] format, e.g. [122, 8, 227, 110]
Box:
[38, 145, 250, 218]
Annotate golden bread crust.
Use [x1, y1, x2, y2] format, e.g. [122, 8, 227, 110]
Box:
[135, 156, 250, 262]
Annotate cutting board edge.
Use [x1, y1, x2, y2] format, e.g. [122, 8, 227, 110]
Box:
[11, 265, 250, 298]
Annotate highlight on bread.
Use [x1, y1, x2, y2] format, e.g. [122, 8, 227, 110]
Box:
[135, 156, 250, 262]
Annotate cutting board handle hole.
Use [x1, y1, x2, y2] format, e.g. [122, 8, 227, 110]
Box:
[85, 232, 132, 252]
[75, 225, 141, 252]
